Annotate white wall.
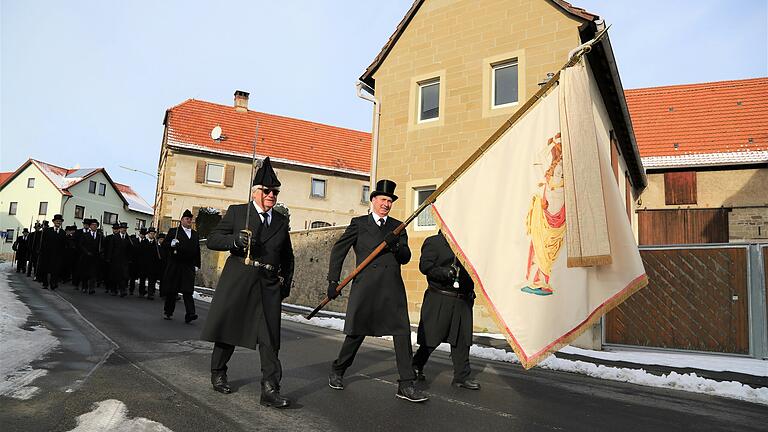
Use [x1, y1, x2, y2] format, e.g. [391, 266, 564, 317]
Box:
[0, 164, 63, 247]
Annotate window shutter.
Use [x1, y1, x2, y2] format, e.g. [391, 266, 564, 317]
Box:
[664, 171, 697, 205]
[224, 164, 235, 187]
[195, 161, 206, 183]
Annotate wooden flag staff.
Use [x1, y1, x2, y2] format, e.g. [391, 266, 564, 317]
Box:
[306, 27, 610, 319]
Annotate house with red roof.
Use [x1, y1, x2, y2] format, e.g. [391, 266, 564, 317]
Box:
[626, 77, 768, 244]
[155, 90, 372, 231]
[0, 159, 154, 242]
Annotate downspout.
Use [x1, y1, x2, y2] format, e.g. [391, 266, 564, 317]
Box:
[356, 81, 380, 186]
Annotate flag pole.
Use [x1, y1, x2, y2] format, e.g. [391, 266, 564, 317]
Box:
[306, 28, 610, 319]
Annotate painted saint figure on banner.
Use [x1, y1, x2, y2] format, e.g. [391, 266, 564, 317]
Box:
[521, 133, 566, 296]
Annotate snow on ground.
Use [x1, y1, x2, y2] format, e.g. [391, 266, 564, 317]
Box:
[68, 399, 172, 432]
[0, 264, 60, 399]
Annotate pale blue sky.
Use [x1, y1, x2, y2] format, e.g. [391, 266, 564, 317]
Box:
[2, 1, 766, 202]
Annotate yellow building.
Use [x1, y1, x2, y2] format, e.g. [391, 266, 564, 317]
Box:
[357, 0, 647, 337]
[155, 91, 372, 232]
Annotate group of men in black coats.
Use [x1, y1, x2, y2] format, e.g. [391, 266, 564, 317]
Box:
[200, 157, 478, 409]
[11, 211, 202, 324]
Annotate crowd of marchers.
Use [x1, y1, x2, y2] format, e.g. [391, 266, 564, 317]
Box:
[11, 210, 201, 323]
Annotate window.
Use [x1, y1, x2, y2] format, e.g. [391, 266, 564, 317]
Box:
[311, 178, 326, 198]
[136, 219, 146, 229]
[418, 79, 440, 122]
[414, 186, 436, 229]
[9, 202, 17, 215]
[74, 205, 85, 219]
[39, 202, 48, 215]
[362, 185, 370, 204]
[492, 60, 519, 107]
[664, 171, 697, 205]
[310, 221, 331, 229]
[98, 183, 106, 196]
[27, 178, 35, 188]
[104, 212, 118, 225]
[205, 163, 224, 184]
[89, 180, 97, 194]
[5, 229, 14, 243]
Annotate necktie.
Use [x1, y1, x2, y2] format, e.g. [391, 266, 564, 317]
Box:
[92, 232, 96, 239]
[378, 218, 385, 230]
[262, 212, 270, 227]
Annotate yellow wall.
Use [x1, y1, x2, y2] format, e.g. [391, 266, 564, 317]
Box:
[0, 164, 63, 240]
[157, 151, 370, 231]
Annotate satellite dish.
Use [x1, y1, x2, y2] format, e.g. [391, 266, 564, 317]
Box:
[210, 125, 223, 140]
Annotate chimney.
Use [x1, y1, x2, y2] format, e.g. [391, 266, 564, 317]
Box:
[234, 90, 250, 112]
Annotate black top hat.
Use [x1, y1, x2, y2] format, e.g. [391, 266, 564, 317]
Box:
[182, 209, 194, 219]
[112, 223, 120, 229]
[65, 225, 77, 231]
[370, 179, 398, 202]
[139, 227, 148, 235]
[252, 157, 281, 188]
[53, 214, 64, 222]
[82, 219, 91, 225]
[22, 228, 29, 233]
[157, 232, 167, 239]
[119, 222, 129, 229]
[147, 227, 156, 233]
[89, 219, 100, 226]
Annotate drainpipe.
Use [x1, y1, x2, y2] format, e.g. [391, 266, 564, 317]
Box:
[356, 81, 380, 187]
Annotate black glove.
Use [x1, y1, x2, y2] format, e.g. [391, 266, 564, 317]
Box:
[280, 281, 291, 300]
[428, 266, 453, 282]
[235, 231, 250, 249]
[383, 232, 400, 252]
[327, 281, 340, 299]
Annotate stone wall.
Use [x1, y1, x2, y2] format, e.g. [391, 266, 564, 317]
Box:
[729, 207, 768, 242]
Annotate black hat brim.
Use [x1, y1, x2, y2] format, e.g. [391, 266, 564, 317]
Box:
[370, 191, 398, 202]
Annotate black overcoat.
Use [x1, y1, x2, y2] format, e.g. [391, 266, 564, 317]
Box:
[78, 230, 103, 279]
[417, 232, 475, 347]
[328, 214, 411, 336]
[161, 227, 201, 296]
[103, 233, 133, 280]
[145, 239, 164, 279]
[38, 227, 67, 276]
[201, 203, 294, 350]
[12, 235, 29, 259]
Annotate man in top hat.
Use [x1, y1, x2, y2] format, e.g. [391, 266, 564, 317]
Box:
[78, 218, 102, 295]
[104, 222, 134, 297]
[71, 219, 90, 287]
[326, 179, 428, 403]
[202, 157, 294, 408]
[62, 225, 78, 283]
[134, 227, 152, 298]
[26, 222, 42, 278]
[156, 232, 168, 297]
[39, 214, 67, 290]
[12, 228, 30, 273]
[161, 210, 201, 321]
[142, 227, 162, 300]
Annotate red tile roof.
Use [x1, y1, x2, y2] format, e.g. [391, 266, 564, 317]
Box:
[625, 78, 768, 167]
[0, 172, 11, 188]
[114, 183, 154, 215]
[164, 100, 372, 175]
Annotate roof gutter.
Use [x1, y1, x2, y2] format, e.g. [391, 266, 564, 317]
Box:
[356, 81, 379, 187]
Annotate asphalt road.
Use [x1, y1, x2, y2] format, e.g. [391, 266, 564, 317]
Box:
[2, 271, 767, 431]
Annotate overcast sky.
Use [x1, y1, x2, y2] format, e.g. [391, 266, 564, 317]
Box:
[2, 0, 766, 202]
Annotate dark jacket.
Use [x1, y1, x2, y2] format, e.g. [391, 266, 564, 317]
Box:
[328, 214, 411, 336]
[78, 229, 103, 279]
[12, 235, 29, 258]
[38, 226, 67, 276]
[161, 227, 201, 296]
[417, 232, 475, 347]
[145, 238, 164, 278]
[201, 203, 294, 350]
[104, 233, 133, 280]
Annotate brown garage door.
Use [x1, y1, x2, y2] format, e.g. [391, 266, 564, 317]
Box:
[637, 209, 729, 245]
[605, 246, 749, 354]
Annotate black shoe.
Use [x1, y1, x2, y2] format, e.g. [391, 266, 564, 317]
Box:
[453, 379, 481, 390]
[328, 372, 344, 390]
[185, 314, 198, 324]
[163, 314, 172, 320]
[396, 383, 428, 403]
[260, 382, 290, 408]
[211, 372, 232, 394]
[413, 366, 425, 381]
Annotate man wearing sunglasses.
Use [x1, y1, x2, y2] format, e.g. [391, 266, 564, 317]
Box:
[202, 157, 295, 409]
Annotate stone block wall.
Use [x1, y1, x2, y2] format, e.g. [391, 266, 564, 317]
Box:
[729, 207, 768, 242]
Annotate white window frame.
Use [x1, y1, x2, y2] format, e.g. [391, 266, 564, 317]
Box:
[310, 178, 326, 198]
[205, 162, 224, 185]
[491, 59, 519, 109]
[27, 178, 35, 188]
[39, 201, 48, 216]
[104, 211, 118, 225]
[361, 185, 370, 204]
[89, 180, 97, 194]
[98, 183, 106, 196]
[418, 79, 440, 123]
[136, 219, 146, 229]
[9, 202, 17, 215]
[74, 205, 85, 219]
[413, 186, 437, 231]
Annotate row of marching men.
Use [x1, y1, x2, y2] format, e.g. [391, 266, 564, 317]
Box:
[12, 211, 201, 322]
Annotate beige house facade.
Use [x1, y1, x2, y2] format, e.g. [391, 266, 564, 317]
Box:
[155, 91, 372, 232]
[358, 0, 647, 336]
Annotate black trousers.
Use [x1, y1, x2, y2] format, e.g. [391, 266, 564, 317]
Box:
[332, 334, 416, 383]
[16, 259, 26, 273]
[146, 277, 157, 298]
[164, 292, 195, 317]
[211, 337, 282, 386]
[412, 343, 471, 381]
[111, 278, 127, 295]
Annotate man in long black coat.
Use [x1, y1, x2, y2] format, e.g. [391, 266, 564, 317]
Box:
[12, 229, 29, 273]
[27, 222, 43, 278]
[144, 227, 162, 300]
[162, 210, 201, 321]
[39, 214, 67, 290]
[201, 157, 294, 409]
[104, 222, 133, 297]
[78, 219, 103, 295]
[135, 228, 152, 297]
[412, 231, 479, 390]
[326, 179, 427, 403]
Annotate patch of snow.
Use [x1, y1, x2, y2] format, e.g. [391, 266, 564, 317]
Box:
[68, 399, 173, 432]
[0, 264, 60, 399]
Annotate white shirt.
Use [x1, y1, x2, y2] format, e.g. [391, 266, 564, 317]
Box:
[181, 226, 192, 239]
[252, 201, 273, 224]
[371, 213, 388, 226]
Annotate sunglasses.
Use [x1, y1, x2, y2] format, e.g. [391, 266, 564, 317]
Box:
[258, 187, 280, 196]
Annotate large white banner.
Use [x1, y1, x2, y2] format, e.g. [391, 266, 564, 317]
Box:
[432, 72, 647, 369]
